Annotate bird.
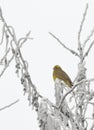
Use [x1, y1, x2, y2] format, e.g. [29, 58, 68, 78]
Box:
[53, 65, 73, 88]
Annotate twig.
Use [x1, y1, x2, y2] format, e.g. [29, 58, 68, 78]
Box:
[0, 17, 28, 72]
[0, 7, 2, 17]
[49, 32, 79, 57]
[0, 56, 14, 77]
[0, 99, 19, 111]
[83, 41, 94, 60]
[83, 28, 94, 49]
[0, 30, 32, 78]
[0, 14, 14, 38]
[0, 48, 10, 63]
[0, 24, 5, 45]
[18, 33, 33, 47]
[0, 30, 31, 78]
[58, 78, 94, 109]
[78, 3, 88, 50]
[0, 30, 31, 77]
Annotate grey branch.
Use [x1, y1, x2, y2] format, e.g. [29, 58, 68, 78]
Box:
[0, 56, 14, 78]
[0, 48, 10, 64]
[83, 28, 94, 49]
[0, 24, 5, 45]
[0, 99, 19, 111]
[0, 30, 31, 78]
[49, 32, 79, 57]
[78, 3, 88, 50]
[83, 40, 94, 60]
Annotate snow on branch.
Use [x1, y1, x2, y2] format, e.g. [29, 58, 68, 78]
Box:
[0, 8, 40, 109]
[0, 7, 56, 112]
[58, 78, 94, 109]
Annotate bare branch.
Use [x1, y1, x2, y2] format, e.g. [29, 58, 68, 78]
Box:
[0, 24, 6, 45]
[78, 3, 88, 50]
[0, 7, 3, 16]
[0, 99, 19, 111]
[0, 31, 31, 77]
[0, 55, 14, 77]
[49, 32, 79, 57]
[83, 28, 94, 49]
[18, 31, 33, 47]
[0, 48, 10, 64]
[83, 41, 94, 60]
[0, 30, 32, 77]
[0, 15, 14, 37]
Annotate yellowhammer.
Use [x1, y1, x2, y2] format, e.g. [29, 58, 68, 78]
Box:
[53, 65, 73, 88]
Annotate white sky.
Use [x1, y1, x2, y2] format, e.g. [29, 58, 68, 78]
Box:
[0, 0, 94, 130]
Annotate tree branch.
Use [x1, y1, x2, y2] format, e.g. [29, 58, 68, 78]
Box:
[58, 78, 94, 109]
[0, 99, 19, 111]
[49, 32, 79, 57]
[0, 30, 32, 78]
[78, 3, 88, 51]
[83, 28, 94, 49]
[83, 41, 94, 60]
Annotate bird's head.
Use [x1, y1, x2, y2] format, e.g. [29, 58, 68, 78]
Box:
[53, 65, 61, 70]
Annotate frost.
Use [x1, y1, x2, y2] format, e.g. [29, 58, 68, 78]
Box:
[0, 3, 94, 130]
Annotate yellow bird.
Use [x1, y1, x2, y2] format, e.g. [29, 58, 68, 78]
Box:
[53, 65, 73, 88]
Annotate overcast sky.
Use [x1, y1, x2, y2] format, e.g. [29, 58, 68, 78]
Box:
[0, 0, 94, 130]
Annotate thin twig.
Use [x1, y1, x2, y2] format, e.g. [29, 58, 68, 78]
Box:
[0, 31, 31, 77]
[0, 56, 14, 77]
[0, 99, 19, 111]
[1, 20, 28, 72]
[49, 32, 79, 57]
[83, 28, 94, 49]
[83, 41, 94, 60]
[18, 34, 33, 47]
[0, 14, 14, 37]
[0, 24, 5, 45]
[78, 3, 88, 50]
[0, 7, 2, 16]
[0, 31, 32, 77]
[0, 48, 10, 63]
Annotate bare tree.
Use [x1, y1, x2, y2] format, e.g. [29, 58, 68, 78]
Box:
[0, 3, 94, 130]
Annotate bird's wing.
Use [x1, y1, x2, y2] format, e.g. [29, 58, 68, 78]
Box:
[55, 69, 72, 83]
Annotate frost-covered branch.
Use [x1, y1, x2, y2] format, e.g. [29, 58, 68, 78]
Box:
[78, 3, 88, 51]
[0, 8, 57, 113]
[58, 78, 94, 109]
[0, 8, 40, 109]
[83, 40, 94, 60]
[83, 28, 94, 49]
[49, 32, 79, 57]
